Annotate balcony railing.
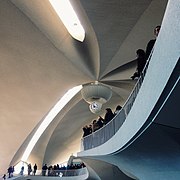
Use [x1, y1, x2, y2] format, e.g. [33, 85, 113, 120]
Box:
[81, 51, 152, 151]
[8, 168, 88, 179]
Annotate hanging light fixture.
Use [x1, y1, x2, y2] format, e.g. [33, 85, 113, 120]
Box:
[81, 81, 112, 113]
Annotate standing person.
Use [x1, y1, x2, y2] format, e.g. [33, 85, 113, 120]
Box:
[28, 163, 32, 175]
[96, 116, 104, 129]
[92, 120, 99, 132]
[145, 25, 161, 60]
[33, 163, 37, 175]
[20, 166, 24, 175]
[114, 105, 122, 115]
[12, 166, 14, 177]
[131, 49, 146, 80]
[104, 108, 115, 125]
[87, 124, 92, 135]
[42, 164, 48, 176]
[2, 174, 6, 179]
[56, 164, 60, 176]
[82, 125, 89, 137]
[7, 166, 12, 178]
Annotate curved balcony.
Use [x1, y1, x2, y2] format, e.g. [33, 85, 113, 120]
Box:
[81, 55, 150, 151]
[77, 1, 180, 179]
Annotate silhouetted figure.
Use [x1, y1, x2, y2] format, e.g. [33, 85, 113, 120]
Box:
[87, 124, 92, 135]
[56, 164, 60, 176]
[82, 125, 89, 137]
[131, 49, 146, 80]
[82, 124, 92, 138]
[92, 120, 99, 132]
[12, 166, 14, 177]
[96, 116, 104, 129]
[104, 108, 115, 125]
[53, 164, 57, 176]
[114, 105, 122, 115]
[20, 166, 24, 175]
[28, 163, 32, 175]
[7, 166, 13, 178]
[2, 174, 6, 179]
[33, 164, 37, 175]
[42, 164, 48, 176]
[145, 25, 161, 60]
[48, 165, 52, 176]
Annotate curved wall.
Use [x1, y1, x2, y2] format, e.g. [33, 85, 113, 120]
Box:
[78, 0, 180, 157]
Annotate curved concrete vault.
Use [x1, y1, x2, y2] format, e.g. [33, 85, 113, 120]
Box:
[0, 0, 176, 178]
[77, 0, 180, 179]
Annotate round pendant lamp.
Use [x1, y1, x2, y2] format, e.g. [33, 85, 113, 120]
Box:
[81, 81, 112, 113]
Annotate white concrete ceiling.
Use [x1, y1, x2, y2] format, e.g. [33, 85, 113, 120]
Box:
[0, 0, 168, 174]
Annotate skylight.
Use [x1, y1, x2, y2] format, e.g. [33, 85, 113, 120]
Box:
[21, 85, 82, 162]
[49, 0, 85, 42]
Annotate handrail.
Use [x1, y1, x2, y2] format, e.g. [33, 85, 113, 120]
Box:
[81, 50, 153, 151]
[30, 168, 87, 177]
[4, 168, 88, 179]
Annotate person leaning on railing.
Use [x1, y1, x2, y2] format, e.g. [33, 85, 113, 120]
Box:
[82, 124, 92, 137]
[145, 25, 161, 60]
[114, 105, 122, 115]
[92, 120, 100, 132]
[103, 108, 115, 125]
[131, 49, 146, 80]
[82, 125, 89, 137]
[96, 116, 104, 129]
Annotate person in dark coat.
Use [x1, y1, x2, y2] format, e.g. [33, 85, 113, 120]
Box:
[92, 120, 99, 132]
[96, 116, 104, 129]
[20, 166, 24, 175]
[145, 25, 161, 60]
[104, 108, 115, 125]
[33, 164, 37, 175]
[42, 164, 48, 176]
[82, 124, 93, 138]
[7, 166, 13, 178]
[2, 174, 6, 180]
[131, 49, 146, 80]
[28, 163, 32, 175]
[114, 105, 122, 115]
[87, 124, 92, 135]
[82, 125, 89, 137]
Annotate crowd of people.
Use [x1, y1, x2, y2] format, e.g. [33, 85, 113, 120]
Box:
[131, 25, 161, 80]
[3, 25, 161, 180]
[3, 166, 15, 179]
[3, 162, 85, 178]
[82, 105, 122, 138]
[27, 163, 37, 176]
[83, 25, 161, 138]
[26, 162, 86, 177]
